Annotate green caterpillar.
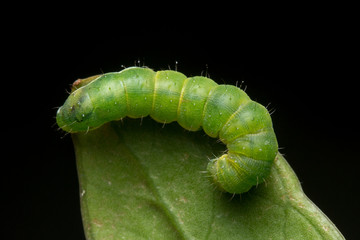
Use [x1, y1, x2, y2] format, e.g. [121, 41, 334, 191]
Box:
[56, 67, 278, 194]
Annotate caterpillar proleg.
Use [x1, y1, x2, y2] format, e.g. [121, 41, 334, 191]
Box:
[56, 67, 278, 194]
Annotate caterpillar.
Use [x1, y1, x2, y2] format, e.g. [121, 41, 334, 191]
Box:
[56, 67, 278, 194]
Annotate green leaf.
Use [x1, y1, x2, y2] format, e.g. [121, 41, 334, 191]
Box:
[72, 118, 344, 240]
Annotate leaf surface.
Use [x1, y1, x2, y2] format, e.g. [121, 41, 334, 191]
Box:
[72, 118, 344, 240]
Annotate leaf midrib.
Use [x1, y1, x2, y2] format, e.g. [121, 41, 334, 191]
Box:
[112, 122, 199, 240]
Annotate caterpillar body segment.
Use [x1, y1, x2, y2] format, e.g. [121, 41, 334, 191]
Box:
[177, 76, 218, 131]
[56, 67, 278, 194]
[151, 70, 187, 123]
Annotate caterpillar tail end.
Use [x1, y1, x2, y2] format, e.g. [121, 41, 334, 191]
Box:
[207, 154, 255, 194]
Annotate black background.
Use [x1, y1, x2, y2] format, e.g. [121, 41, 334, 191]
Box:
[10, 9, 358, 240]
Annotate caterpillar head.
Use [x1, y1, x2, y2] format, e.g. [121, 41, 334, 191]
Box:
[56, 88, 95, 133]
